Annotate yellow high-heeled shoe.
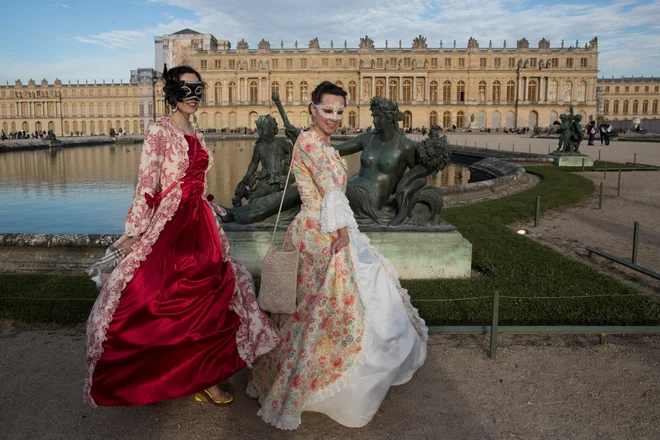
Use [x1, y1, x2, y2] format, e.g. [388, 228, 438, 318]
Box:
[194, 389, 234, 406]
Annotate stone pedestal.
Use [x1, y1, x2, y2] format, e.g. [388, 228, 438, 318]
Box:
[551, 154, 594, 167]
[226, 229, 472, 280]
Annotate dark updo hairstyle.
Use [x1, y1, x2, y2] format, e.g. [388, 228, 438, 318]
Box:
[162, 64, 203, 107]
[308, 81, 347, 115]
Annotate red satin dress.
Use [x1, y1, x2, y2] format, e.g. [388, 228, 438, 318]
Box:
[91, 135, 245, 406]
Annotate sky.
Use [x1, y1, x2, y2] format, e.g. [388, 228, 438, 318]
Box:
[1, 0, 659, 84]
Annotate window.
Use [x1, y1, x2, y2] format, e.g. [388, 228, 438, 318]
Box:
[552, 58, 559, 68]
[228, 82, 236, 104]
[443, 81, 451, 101]
[286, 58, 293, 68]
[615, 86, 620, 93]
[635, 86, 640, 92]
[480, 58, 487, 67]
[643, 100, 649, 113]
[250, 59, 257, 69]
[389, 79, 398, 101]
[249, 81, 258, 103]
[431, 58, 438, 68]
[529, 58, 537, 67]
[509, 58, 516, 68]
[404, 58, 411, 67]
[443, 111, 451, 128]
[285, 81, 294, 102]
[375, 80, 384, 98]
[322, 58, 328, 67]
[564, 81, 573, 102]
[495, 58, 501, 68]
[402, 80, 411, 102]
[350, 58, 356, 67]
[478, 81, 487, 102]
[581, 58, 588, 68]
[201, 60, 208, 69]
[623, 100, 629, 113]
[456, 111, 465, 128]
[298, 58, 306, 69]
[613, 100, 619, 113]
[445, 58, 452, 68]
[458, 58, 465, 68]
[656, 86, 659, 92]
[214, 82, 222, 102]
[528, 80, 537, 101]
[653, 100, 659, 113]
[429, 111, 437, 127]
[645, 86, 649, 92]
[348, 81, 357, 102]
[506, 81, 516, 101]
[606, 86, 610, 92]
[336, 58, 343, 67]
[271, 81, 279, 96]
[335, 80, 343, 88]
[300, 81, 308, 101]
[348, 111, 357, 128]
[625, 86, 629, 92]
[578, 81, 587, 102]
[633, 100, 639, 113]
[72, 90, 77, 97]
[272, 59, 279, 69]
[604, 100, 609, 113]
[549, 81, 558, 102]
[430, 81, 438, 103]
[457, 81, 465, 102]
[215, 59, 222, 69]
[391, 57, 397, 67]
[566, 58, 573, 68]
[492, 81, 501, 101]
[229, 59, 236, 69]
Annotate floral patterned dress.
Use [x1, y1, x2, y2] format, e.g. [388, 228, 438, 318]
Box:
[247, 130, 428, 429]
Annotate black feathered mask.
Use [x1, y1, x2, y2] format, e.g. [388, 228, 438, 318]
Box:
[163, 64, 204, 106]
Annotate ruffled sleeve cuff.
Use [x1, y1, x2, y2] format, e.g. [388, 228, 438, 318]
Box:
[320, 190, 358, 234]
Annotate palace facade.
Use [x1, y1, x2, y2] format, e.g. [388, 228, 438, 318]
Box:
[1, 29, 658, 137]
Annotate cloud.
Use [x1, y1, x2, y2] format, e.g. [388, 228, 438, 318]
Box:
[74, 30, 147, 50]
[54, 3, 70, 8]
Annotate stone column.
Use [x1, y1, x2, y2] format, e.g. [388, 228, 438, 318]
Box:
[385, 76, 390, 99]
[223, 79, 228, 104]
[371, 77, 375, 100]
[398, 78, 402, 102]
[539, 77, 544, 102]
[524, 77, 528, 102]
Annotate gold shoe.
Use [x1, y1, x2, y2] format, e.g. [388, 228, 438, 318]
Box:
[194, 389, 233, 406]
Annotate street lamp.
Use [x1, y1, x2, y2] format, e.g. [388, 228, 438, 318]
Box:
[152, 69, 157, 123]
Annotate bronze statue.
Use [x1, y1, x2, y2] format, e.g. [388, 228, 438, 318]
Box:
[221, 95, 450, 226]
[552, 104, 584, 154]
[231, 114, 293, 207]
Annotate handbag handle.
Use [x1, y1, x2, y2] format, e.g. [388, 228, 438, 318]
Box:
[270, 141, 297, 246]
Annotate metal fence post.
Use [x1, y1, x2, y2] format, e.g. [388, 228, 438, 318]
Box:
[617, 169, 622, 196]
[582, 158, 585, 172]
[599, 183, 603, 209]
[534, 196, 541, 227]
[632, 222, 639, 264]
[634, 153, 637, 164]
[490, 291, 500, 360]
[598, 150, 601, 161]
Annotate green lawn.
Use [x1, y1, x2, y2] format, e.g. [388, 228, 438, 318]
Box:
[1, 166, 659, 326]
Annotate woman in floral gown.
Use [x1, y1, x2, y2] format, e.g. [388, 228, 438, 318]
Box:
[247, 82, 428, 429]
[84, 65, 278, 407]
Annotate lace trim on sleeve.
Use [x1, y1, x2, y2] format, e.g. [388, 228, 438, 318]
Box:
[320, 190, 358, 234]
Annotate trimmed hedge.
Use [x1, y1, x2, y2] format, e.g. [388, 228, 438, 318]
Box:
[1, 166, 658, 326]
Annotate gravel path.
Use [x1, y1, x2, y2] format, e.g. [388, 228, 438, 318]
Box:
[1, 328, 659, 440]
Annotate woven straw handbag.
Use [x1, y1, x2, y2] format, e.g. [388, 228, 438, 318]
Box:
[257, 144, 299, 314]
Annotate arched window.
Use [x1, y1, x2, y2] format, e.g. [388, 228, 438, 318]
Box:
[388, 79, 398, 101]
[613, 100, 619, 113]
[300, 111, 309, 128]
[271, 81, 279, 97]
[478, 80, 487, 102]
[623, 100, 629, 113]
[98, 121, 104, 133]
[348, 81, 357, 103]
[249, 111, 259, 129]
[506, 81, 515, 101]
[457, 81, 465, 102]
[35, 103, 42, 116]
[115, 102, 121, 116]
[124, 103, 129, 116]
[300, 81, 308, 102]
[72, 103, 78, 116]
[528, 80, 537, 102]
[563, 81, 573, 102]
[632, 100, 639, 113]
[140, 120, 145, 133]
[348, 111, 357, 128]
[106, 103, 112, 116]
[35, 121, 42, 131]
[443, 111, 451, 128]
[285, 81, 294, 102]
[229, 82, 237, 104]
[48, 102, 55, 116]
[335, 80, 343, 88]
[48, 121, 55, 132]
[492, 81, 501, 102]
[123, 120, 129, 131]
[214, 112, 223, 129]
[456, 111, 465, 128]
[215, 82, 223, 103]
[201, 82, 208, 104]
[402, 80, 412, 102]
[375, 80, 385, 98]
[643, 100, 649, 113]
[429, 111, 437, 127]
[653, 100, 659, 113]
[578, 81, 587, 102]
[132, 120, 137, 133]
[403, 111, 412, 129]
[64, 121, 69, 134]
[492, 111, 501, 128]
[429, 81, 438, 103]
[200, 112, 208, 130]
[249, 81, 258, 104]
[443, 81, 451, 102]
[604, 100, 610, 113]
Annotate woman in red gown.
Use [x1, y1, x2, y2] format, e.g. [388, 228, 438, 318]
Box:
[84, 66, 279, 407]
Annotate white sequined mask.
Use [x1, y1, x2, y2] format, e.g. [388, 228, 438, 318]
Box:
[312, 102, 345, 121]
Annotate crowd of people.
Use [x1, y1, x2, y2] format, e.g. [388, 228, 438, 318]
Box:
[1, 129, 49, 140]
